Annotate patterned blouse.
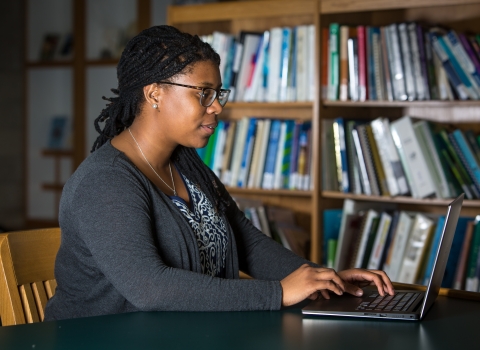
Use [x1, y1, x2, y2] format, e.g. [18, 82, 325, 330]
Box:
[170, 176, 229, 278]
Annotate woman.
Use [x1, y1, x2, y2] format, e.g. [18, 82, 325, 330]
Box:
[45, 25, 394, 321]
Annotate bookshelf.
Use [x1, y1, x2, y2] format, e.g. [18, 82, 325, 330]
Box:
[168, 0, 480, 273]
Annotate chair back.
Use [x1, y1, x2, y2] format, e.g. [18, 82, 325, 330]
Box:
[0, 228, 60, 326]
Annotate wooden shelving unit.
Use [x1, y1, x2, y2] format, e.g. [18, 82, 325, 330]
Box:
[169, 0, 480, 266]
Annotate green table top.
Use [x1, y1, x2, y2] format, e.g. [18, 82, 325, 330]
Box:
[1, 295, 479, 350]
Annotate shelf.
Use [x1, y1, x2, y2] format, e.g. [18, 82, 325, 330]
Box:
[320, 0, 479, 14]
[322, 191, 480, 207]
[27, 61, 74, 68]
[227, 187, 312, 198]
[41, 149, 73, 157]
[322, 100, 480, 108]
[168, 0, 317, 24]
[42, 183, 65, 191]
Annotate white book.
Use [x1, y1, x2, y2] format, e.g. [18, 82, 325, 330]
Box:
[407, 23, 427, 100]
[220, 122, 237, 184]
[228, 117, 249, 187]
[247, 120, 265, 188]
[398, 23, 416, 101]
[370, 117, 409, 196]
[397, 213, 434, 284]
[413, 120, 451, 198]
[244, 31, 270, 102]
[347, 37, 359, 101]
[367, 211, 393, 270]
[267, 27, 283, 102]
[387, 24, 408, 101]
[211, 121, 227, 177]
[295, 25, 309, 102]
[432, 49, 454, 100]
[307, 24, 316, 101]
[273, 121, 287, 189]
[354, 209, 379, 268]
[390, 116, 436, 199]
[383, 211, 413, 280]
[235, 32, 262, 102]
[253, 119, 271, 188]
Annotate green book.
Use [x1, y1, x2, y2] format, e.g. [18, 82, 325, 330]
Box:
[328, 23, 340, 101]
[465, 217, 480, 292]
[327, 239, 337, 268]
[361, 216, 380, 269]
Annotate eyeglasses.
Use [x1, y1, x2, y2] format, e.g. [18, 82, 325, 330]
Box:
[159, 81, 230, 107]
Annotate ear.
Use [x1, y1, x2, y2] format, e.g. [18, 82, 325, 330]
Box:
[143, 83, 159, 106]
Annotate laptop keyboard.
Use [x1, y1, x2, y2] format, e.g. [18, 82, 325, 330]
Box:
[356, 292, 422, 312]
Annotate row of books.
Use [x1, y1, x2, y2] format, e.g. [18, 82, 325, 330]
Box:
[201, 24, 315, 103]
[234, 197, 310, 259]
[198, 117, 313, 191]
[323, 115, 480, 200]
[324, 201, 480, 291]
[325, 21, 480, 101]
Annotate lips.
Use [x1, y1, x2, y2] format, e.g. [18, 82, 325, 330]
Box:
[201, 122, 217, 135]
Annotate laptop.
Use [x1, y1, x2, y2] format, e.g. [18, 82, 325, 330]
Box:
[302, 193, 464, 321]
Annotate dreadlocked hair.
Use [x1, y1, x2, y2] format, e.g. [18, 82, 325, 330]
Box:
[91, 25, 230, 213]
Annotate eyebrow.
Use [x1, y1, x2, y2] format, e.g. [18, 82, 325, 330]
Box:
[199, 81, 223, 89]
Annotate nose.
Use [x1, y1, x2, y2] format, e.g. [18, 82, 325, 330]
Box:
[206, 97, 223, 115]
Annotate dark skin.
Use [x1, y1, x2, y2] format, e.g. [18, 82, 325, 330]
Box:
[111, 60, 396, 307]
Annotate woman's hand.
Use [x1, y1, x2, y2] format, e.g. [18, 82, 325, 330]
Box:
[338, 268, 395, 297]
[280, 264, 346, 307]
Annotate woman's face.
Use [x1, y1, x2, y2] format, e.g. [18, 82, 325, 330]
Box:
[158, 60, 224, 149]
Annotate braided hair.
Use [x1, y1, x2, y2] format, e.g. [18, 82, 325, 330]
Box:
[92, 25, 230, 213]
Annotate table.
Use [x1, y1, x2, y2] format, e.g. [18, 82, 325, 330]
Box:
[0, 295, 479, 350]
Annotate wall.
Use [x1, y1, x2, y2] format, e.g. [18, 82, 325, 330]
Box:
[0, 1, 25, 231]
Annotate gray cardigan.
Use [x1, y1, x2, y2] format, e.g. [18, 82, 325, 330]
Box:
[45, 142, 310, 321]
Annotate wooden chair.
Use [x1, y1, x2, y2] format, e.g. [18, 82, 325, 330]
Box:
[0, 228, 60, 326]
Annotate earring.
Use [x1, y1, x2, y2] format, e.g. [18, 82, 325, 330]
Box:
[153, 103, 158, 109]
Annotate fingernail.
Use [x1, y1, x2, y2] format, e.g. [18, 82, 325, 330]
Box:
[356, 290, 363, 296]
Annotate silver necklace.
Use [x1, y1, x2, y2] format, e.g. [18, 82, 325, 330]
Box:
[128, 128, 177, 196]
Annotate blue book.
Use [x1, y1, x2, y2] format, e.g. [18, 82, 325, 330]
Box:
[449, 132, 480, 198]
[430, 31, 469, 100]
[288, 121, 302, 189]
[422, 216, 446, 285]
[279, 27, 292, 101]
[442, 216, 473, 288]
[238, 118, 257, 188]
[452, 129, 480, 192]
[262, 120, 282, 189]
[222, 36, 236, 89]
[322, 209, 343, 266]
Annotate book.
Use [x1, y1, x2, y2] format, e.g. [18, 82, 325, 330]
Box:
[370, 117, 409, 196]
[451, 129, 480, 194]
[211, 120, 227, 177]
[423, 26, 439, 100]
[421, 216, 446, 286]
[322, 209, 343, 266]
[386, 23, 407, 101]
[396, 213, 434, 284]
[327, 23, 340, 100]
[220, 121, 237, 183]
[356, 124, 381, 196]
[379, 210, 400, 270]
[262, 120, 282, 190]
[347, 37, 359, 101]
[367, 211, 393, 270]
[321, 27, 329, 100]
[390, 116, 436, 199]
[234, 31, 263, 102]
[280, 120, 296, 189]
[398, 23, 416, 101]
[244, 31, 270, 102]
[359, 215, 381, 269]
[307, 25, 316, 101]
[366, 26, 377, 100]
[465, 217, 480, 292]
[47, 116, 68, 149]
[453, 220, 475, 290]
[413, 120, 452, 199]
[246, 120, 266, 188]
[295, 25, 309, 102]
[250, 119, 271, 189]
[383, 211, 414, 281]
[408, 22, 428, 100]
[371, 26, 386, 101]
[273, 121, 287, 189]
[237, 118, 257, 188]
[279, 27, 293, 102]
[333, 118, 349, 193]
[267, 27, 283, 102]
[442, 217, 472, 288]
[366, 124, 389, 195]
[357, 25, 368, 101]
[351, 127, 372, 195]
[228, 117, 249, 187]
[380, 26, 394, 101]
[286, 27, 297, 101]
[352, 209, 379, 268]
[339, 25, 349, 101]
[345, 120, 362, 195]
[322, 119, 339, 191]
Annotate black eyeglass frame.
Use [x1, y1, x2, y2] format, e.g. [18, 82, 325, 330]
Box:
[158, 81, 231, 107]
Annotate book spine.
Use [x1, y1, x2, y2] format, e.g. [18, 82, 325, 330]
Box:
[347, 37, 359, 101]
[273, 121, 287, 189]
[279, 28, 292, 102]
[366, 26, 377, 100]
[357, 25, 368, 101]
[321, 27, 329, 100]
[415, 24, 431, 100]
[328, 23, 340, 100]
[423, 28, 440, 100]
[339, 25, 349, 101]
[262, 120, 281, 189]
[357, 124, 381, 196]
[372, 27, 386, 101]
[380, 26, 394, 101]
[398, 23, 416, 101]
[466, 217, 480, 292]
[366, 124, 390, 195]
[368, 212, 393, 270]
[237, 118, 257, 187]
[451, 130, 480, 195]
[387, 24, 407, 101]
[408, 22, 427, 100]
[352, 128, 372, 195]
[267, 28, 283, 102]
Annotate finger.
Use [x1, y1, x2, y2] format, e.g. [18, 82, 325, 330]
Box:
[315, 269, 346, 292]
[369, 270, 395, 295]
[308, 292, 319, 300]
[343, 282, 364, 297]
[320, 289, 330, 300]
